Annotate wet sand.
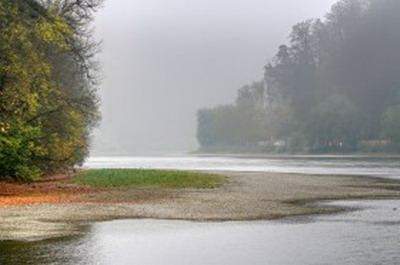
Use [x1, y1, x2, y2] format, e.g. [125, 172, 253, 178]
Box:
[1, 171, 400, 241]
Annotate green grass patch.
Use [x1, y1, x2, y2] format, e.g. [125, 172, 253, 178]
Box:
[73, 169, 226, 189]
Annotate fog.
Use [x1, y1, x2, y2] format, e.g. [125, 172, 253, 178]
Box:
[92, 0, 337, 155]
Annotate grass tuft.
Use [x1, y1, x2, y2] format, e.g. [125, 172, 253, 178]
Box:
[73, 169, 226, 189]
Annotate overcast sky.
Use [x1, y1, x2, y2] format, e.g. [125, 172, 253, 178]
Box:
[92, 0, 338, 155]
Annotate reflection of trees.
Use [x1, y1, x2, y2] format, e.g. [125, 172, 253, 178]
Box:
[0, 225, 92, 265]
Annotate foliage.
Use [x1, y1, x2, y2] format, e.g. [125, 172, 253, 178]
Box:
[197, 0, 400, 153]
[307, 95, 360, 151]
[74, 169, 226, 189]
[197, 82, 267, 150]
[381, 105, 400, 145]
[0, 0, 102, 181]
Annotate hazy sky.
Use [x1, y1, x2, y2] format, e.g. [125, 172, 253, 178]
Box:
[92, 0, 337, 155]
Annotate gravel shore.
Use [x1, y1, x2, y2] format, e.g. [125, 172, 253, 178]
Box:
[1, 171, 400, 241]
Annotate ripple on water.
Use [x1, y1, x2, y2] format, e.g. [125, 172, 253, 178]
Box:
[1, 200, 400, 265]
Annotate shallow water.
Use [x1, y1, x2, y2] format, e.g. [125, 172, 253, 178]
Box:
[1, 200, 400, 265]
[85, 155, 400, 179]
[2, 156, 400, 264]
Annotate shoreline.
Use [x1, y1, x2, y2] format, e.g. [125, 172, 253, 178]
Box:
[191, 150, 400, 158]
[191, 153, 400, 159]
[91, 153, 400, 159]
[1, 171, 400, 241]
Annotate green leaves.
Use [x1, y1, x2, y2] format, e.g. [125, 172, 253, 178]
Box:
[0, 0, 100, 181]
[197, 0, 400, 153]
[382, 105, 400, 144]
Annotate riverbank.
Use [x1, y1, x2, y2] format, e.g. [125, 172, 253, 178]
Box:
[1, 171, 400, 241]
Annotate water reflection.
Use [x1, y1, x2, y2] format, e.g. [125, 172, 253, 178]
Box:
[1, 200, 400, 265]
[0, 227, 96, 265]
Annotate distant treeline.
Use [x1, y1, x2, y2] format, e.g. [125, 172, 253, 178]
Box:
[0, 0, 102, 181]
[197, 0, 400, 154]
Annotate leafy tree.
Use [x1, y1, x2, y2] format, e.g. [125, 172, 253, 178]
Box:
[197, 82, 268, 151]
[197, 109, 218, 148]
[0, 0, 102, 181]
[308, 95, 360, 151]
[197, 0, 400, 154]
[381, 105, 400, 145]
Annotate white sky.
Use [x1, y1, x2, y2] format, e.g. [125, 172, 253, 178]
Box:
[93, 0, 338, 155]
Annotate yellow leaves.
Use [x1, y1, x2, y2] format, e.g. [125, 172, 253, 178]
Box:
[35, 18, 72, 51]
[54, 18, 73, 36]
[0, 0, 100, 179]
[0, 122, 10, 134]
[0, 1, 99, 180]
[26, 92, 40, 114]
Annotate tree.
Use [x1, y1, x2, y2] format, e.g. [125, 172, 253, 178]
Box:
[381, 105, 400, 145]
[0, 0, 102, 181]
[197, 82, 268, 151]
[198, 0, 400, 154]
[308, 95, 360, 151]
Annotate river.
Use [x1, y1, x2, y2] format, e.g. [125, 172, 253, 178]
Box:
[85, 155, 400, 179]
[1, 200, 399, 265]
[1, 155, 400, 264]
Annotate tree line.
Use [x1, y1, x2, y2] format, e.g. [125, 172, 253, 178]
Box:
[197, 0, 400, 153]
[0, 0, 102, 181]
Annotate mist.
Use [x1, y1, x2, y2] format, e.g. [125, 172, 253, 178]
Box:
[92, 0, 337, 155]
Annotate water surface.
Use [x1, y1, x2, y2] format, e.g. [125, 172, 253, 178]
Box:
[85, 155, 400, 179]
[1, 200, 400, 265]
[2, 155, 400, 264]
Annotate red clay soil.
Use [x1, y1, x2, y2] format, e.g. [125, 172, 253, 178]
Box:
[0, 175, 94, 206]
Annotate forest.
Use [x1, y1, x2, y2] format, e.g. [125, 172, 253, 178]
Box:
[197, 0, 400, 153]
[0, 0, 102, 181]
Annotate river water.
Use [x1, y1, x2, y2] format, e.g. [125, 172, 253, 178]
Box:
[1, 200, 400, 265]
[1, 155, 400, 264]
[85, 155, 400, 179]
